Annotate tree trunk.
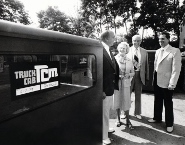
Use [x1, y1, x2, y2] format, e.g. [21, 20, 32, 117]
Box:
[124, 22, 128, 35]
[141, 27, 144, 43]
[153, 28, 158, 40]
[100, 19, 102, 33]
[114, 16, 116, 34]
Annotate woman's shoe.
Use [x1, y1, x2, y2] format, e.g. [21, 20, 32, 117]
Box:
[116, 121, 122, 127]
[126, 120, 134, 130]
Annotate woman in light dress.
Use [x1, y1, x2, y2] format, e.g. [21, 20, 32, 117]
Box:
[114, 42, 135, 129]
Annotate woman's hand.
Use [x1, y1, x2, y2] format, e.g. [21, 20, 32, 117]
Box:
[124, 73, 130, 79]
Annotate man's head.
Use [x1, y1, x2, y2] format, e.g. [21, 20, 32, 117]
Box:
[158, 31, 170, 48]
[100, 30, 115, 47]
[132, 35, 142, 48]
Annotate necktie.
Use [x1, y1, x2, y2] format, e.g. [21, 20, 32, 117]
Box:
[133, 48, 139, 70]
[109, 50, 116, 70]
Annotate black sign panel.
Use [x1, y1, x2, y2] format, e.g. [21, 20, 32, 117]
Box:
[10, 61, 60, 100]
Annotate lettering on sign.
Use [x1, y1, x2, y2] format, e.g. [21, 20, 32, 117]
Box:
[10, 62, 60, 99]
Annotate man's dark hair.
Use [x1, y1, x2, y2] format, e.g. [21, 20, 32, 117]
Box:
[160, 31, 170, 40]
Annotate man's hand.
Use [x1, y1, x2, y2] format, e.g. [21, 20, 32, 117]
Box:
[103, 92, 106, 99]
[168, 84, 175, 90]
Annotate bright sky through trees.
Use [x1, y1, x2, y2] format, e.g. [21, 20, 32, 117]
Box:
[18, 0, 81, 26]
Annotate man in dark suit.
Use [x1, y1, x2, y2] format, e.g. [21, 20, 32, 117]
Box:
[127, 35, 149, 120]
[148, 31, 181, 133]
[100, 30, 119, 145]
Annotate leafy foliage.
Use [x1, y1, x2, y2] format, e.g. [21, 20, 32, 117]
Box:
[141, 37, 160, 50]
[68, 16, 85, 36]
[81, 0, 138, 34]
[37, 6, 71, 33]
[81, 0, 184, 44]
[37, 6, 99, 37]
[0, 0, 31, 24]
[136, 0, 184, 40]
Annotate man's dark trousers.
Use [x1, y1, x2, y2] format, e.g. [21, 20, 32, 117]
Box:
[153, 71, 174, 127]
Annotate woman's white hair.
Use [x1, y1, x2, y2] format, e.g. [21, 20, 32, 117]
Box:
[117, 42, 130, 54]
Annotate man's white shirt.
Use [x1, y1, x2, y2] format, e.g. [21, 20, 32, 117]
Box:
[102, 42, 112, 60]
[156, 44, 170, 72]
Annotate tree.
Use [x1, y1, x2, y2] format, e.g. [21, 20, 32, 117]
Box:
[81, 0, 139, 35]
[136, 0, 168, 39]
[37, 6, 71, 33]
[68, 13, 86, 36]
[0, 0, 31, 25]
[136, 0, 184, 40]
[81, 0, 108, 33]
[168, 0, 184, 41]
[68, 8, 99, 37]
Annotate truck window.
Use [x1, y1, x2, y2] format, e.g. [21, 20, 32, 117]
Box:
[0, 54, 96, 122]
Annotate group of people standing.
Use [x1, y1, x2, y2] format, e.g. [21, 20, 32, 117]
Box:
[101, 30, 181, 145]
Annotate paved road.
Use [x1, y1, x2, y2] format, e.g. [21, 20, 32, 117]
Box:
[109, 92, 185, 145]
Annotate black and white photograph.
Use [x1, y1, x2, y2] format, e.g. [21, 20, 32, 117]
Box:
[0, 0, 185, 145]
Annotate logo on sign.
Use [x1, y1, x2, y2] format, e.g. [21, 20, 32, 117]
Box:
[10, 62, 60, 99]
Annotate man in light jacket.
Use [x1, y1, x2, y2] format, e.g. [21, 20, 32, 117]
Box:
[148, 31, 181, 133]
[126, 35, 149, 120]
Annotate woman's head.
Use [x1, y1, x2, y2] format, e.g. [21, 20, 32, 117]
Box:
[117, 42, 130, 55]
